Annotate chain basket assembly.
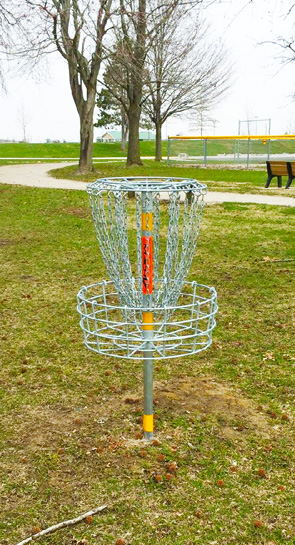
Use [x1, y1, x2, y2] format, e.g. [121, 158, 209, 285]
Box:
[77, 177, 218, 440]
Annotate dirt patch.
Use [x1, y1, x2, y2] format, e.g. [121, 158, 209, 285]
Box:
[11, 376, 272, 456]
[62, 206, 91, 218]
[17, 405, 76, 451]
[20, 274, 38, 281]
[0, 239, 14, 246]
[156, 376, 271, 439]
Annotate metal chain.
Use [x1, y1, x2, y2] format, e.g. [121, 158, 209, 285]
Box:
[136, 191, 142, 306]
[89, 180, 205, 310]
[153, 192, 160, 302]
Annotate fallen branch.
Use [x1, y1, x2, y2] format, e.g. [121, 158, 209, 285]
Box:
[16, 504, 108, 545]
[260, 258, 295, 263]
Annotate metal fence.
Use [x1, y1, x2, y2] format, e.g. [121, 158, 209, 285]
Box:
[167, 135, 295, 167]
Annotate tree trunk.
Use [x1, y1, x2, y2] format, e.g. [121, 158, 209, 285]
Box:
[127, 105, 142, 166]
[69, 65, 98, 175]
[155, 122, 162, 161]
[121, 109, 128, 151]
[121, 130, 127, 151]
[77, 100, 95, 174]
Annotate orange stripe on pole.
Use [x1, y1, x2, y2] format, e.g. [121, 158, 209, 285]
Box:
[142, 211, 153, 295]
[142, 237, 153, 294]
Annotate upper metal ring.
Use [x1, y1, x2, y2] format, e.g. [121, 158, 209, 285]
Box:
[86, 176, 207, 195]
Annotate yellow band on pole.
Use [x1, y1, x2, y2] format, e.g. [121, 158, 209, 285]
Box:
[141, 212, 153, 231]
[143, 414, 153, 433]
[142, 311, 153, 331]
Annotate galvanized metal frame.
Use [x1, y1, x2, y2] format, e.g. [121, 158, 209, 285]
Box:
[77, 177, 217, 441]
[77, 280, 217, 360]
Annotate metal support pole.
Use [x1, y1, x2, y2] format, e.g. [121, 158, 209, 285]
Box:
[141, 192, 154, 441]
[203, 139, 207, 166]
[167, 137, 171, 166]
[247, 138, 250, 169]
[143, 334, 153, 441]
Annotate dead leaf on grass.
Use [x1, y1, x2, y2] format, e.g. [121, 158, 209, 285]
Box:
[253, 520, 264, 528]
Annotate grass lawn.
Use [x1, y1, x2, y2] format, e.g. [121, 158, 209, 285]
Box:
[168, 137, 295, 158]
[1, 184, 295, 544]
[1, 138, 295, 160]
[0, 141, 164, 159]
[0, 159, 75, 167]
[49, 160, 295, 196]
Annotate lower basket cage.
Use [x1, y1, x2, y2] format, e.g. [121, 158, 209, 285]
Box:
[77, 280, 218, 360]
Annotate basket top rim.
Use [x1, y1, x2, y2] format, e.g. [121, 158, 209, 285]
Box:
[86, 177, 207, 194]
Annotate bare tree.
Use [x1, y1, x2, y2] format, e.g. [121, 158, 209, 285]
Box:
[0, 1, 22, 88]
[19, 0, 114, 174]
[113, 0, 148, 166]
[95, 87, 129, 150]
[104, 0, 208, 165]
[96, 62, 130, 150]
[97, 48, 154, 153]
[190, 103, 219, 136]
[267, 1, 295, 71]
[17, 101, 32, 142]
[144, 10, 230, 160]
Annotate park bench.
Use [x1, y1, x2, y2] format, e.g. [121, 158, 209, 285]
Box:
[286, 162, 295, 189]
[265, 161, 295, 189]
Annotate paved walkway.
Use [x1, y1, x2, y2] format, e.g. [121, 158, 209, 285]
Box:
[0, 162, 87, 190]
[1, 162, 295, 207]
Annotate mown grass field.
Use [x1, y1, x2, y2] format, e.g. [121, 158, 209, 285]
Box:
[1, 182, 295, 544]
[1, 138, 295, 161]
[0, 141, 164, 159]
[169, 138, 295, 159]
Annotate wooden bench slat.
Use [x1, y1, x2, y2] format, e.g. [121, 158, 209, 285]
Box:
[269, 169, 288, 175]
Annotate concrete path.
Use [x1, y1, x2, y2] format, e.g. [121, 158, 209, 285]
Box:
[0, 162, 87, 190]
[1, 162, 295, 207]
[206, 191, 295, 207]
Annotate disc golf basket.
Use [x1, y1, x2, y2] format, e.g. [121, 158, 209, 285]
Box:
[77, 177, 218, 440]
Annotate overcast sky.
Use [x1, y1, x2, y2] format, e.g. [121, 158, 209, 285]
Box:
[1, 0, 295, 142]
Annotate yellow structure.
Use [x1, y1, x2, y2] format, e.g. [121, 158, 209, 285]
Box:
[168, 135, 295, 140]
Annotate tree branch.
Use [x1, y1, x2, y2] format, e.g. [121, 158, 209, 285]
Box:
[15, 505, 108, 545]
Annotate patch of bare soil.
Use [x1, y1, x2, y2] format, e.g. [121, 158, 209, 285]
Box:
[61, 206, 91, 218]
[0, 239, 14, 246]
[9, 376, 271, 458]
[156, 376, 271, 440]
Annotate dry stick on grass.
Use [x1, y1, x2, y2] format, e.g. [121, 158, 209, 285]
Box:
[260, 258, 295, 263]
[16, 505, 108, 545]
